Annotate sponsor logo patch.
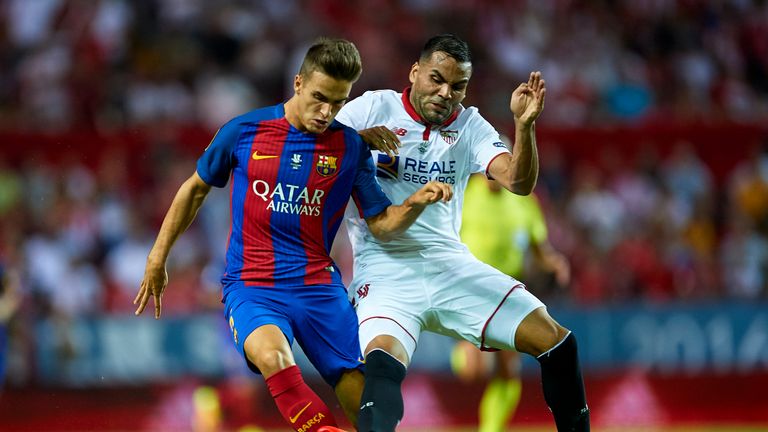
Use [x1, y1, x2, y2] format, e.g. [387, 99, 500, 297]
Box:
[376, 154, 400, 180]
[296, 412, 325, 432]
[252, 151, 279, 160]
[289, 402, 312, 423]
[228, 316, 238, 344]
[357, 283, 370, 299]
[290, 153, 302, 169]
[251, 180, 325, 216]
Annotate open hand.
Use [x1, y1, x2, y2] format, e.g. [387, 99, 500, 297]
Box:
[510, 71, 546, 126]
[359, 126, 401, 157]
[134, 262, 168, 319]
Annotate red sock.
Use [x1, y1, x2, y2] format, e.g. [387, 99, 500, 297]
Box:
[265, 365, 337, 431]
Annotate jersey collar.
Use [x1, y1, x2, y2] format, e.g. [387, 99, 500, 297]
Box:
[401, 87, 459, 127]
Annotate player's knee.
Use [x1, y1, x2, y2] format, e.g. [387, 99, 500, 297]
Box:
[538, 323, 570, 355]
[516, 310, 569, 357]
[365, 335, 410, 365]
[251, 348, 294, 376]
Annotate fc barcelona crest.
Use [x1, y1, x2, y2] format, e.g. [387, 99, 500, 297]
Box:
[440, 129, 458, 145]
[316, 154, 338, 176]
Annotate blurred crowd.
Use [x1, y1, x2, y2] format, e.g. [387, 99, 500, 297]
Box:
[1, 0, 768, 385]
[2, 131, 767, 318]
[536, 140, 768, 304]
[1, 0, 767, 132]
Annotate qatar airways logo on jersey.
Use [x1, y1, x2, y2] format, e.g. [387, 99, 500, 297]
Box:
[252, 180, 324, 216]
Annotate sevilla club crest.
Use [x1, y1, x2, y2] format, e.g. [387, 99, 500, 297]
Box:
[316, 154, 338, 176]
[440, 129, 458, 145]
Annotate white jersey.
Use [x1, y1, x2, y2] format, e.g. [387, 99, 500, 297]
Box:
[336, 89, 510, 260]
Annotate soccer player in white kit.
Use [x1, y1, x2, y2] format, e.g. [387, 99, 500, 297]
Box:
[335, 34, 590, 431]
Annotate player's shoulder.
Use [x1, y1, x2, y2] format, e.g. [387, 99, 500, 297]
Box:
[346, 89, 405, 123]
[226, 104, 284, 128]
[329, 120, 366, 146]
[456, 105, 484, 124]
[361, 89, 401, 100]
[352, 89, 401, 107]
[455, 105, 496, 134]
[330, 119, 361, 135]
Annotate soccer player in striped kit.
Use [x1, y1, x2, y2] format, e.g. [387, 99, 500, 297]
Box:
[133, 38, 452, 432]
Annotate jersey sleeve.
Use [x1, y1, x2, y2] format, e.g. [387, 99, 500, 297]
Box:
[466, 111, 511, 175]
[196, 120, 240, 187]
[335, 91, 375, 130]
[350, 137, 392, 218]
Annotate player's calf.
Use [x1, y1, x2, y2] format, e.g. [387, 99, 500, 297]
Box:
[357, 349, 407, 432]
[334, 368, 365, 426]
[266, 365, 338, 431]
[536, 331, 590, 431]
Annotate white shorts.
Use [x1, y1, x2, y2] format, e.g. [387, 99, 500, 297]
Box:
[349, 251, 545, 362]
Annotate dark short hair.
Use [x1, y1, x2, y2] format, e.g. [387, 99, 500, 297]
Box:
[420, 34, 472, 64]
[299, 38, 362, 82]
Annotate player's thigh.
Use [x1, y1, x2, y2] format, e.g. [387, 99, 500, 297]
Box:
[292, 284, 365, 387]
[223, 290, 295, 376]
[429, 254, 544, 351]
[350, 271, 426, 364]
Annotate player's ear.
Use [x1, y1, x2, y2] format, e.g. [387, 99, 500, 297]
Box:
[294, 74, 303, 94]
[409, 62, 419, 84]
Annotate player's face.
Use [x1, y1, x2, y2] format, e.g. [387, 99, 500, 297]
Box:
[409, 51, 472, 125]
[293, 70, 352, 134]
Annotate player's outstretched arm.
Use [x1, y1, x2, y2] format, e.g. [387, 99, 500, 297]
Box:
[134, 171, 212, 319]
[488, 71, 546, 195]
[365, 181, 453, 242]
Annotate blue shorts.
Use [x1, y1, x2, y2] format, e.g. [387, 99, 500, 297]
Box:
[223, 282, 363, 387]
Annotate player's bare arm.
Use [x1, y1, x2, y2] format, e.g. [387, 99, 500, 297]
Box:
[488, 71, 546, 195]
[134, 171, 212, 319]
[359, 126, 401, 157]
[365, 181, 453, 241]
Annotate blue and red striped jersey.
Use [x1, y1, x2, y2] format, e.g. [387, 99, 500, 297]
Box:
[196, 103, 391, 291]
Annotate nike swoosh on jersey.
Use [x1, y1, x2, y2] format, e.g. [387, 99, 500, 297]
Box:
[289, 401, 313, 423]
[252, 151, 279, 160]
